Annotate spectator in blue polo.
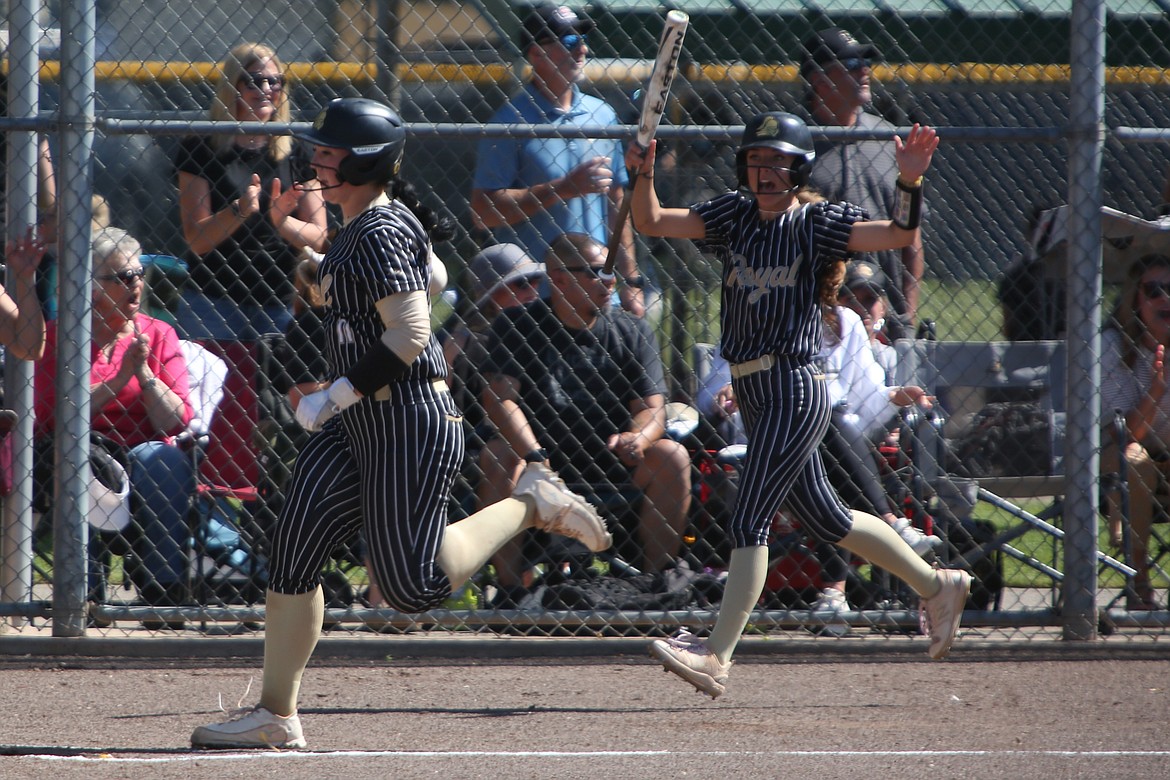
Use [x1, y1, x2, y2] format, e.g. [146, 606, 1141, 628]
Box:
[470, 4, 646, 316]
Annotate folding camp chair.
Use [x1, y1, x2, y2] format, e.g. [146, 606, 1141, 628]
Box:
[895, 338, 1132, 610]
[184, 339, 273, 607]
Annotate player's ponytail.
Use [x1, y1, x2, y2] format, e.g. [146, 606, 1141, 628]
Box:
[389, 178, 456, 243]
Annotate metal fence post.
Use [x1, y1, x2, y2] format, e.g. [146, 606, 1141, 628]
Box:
[0, 0, 43, 631]
[51, 0, 98, 637]
[1062, 0, 1106, 641]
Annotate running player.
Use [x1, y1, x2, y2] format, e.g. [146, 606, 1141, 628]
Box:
[191, 97, 611, 749]
[625, 112, 970, 698]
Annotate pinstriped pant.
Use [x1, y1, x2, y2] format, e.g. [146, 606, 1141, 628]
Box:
[267, 392, 464, 613]
[727, 357, 854, 549]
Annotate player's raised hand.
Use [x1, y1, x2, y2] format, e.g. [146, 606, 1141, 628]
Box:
[893, 124, 939, 181]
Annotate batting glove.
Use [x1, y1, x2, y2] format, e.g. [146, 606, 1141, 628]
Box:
[295, 377, 362, 432]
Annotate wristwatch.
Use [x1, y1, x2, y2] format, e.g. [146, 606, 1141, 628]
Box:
[623, 274, 645, 289]
[523, 448, 548, 464]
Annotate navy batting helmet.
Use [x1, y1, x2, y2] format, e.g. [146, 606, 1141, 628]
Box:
[297, 98, 406, 185]
[736, 112, 816, 190]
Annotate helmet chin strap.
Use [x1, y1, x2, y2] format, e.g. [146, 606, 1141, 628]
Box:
[743, 164, 800, 195]
[295, 164, 346, 192]
[758, 184, 799, 196]
[295, 179, 345, 193]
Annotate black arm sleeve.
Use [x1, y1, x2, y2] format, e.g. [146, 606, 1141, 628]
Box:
[344, 340, 411, 397]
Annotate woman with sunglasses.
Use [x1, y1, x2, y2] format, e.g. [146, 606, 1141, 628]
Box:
[174, 42, 327, 341]
[34, 228, 195, 626]
[1101, 253, 1170, 610]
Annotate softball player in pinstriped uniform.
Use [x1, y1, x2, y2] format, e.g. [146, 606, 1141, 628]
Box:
[626, 112, 971, 699]
[192, 98, 610, 750]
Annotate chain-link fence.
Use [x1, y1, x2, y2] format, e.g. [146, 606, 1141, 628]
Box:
[1, 1, 1167, 644]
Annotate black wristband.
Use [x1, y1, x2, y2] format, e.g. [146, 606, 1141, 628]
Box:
[891, 177, 923, 230]
[623, 274, 646, 289]
[345, 340, 411, 397]
[523, 448, 548, 463]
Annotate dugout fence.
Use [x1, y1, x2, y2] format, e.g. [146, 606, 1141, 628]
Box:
[0, 0, 1166, 645]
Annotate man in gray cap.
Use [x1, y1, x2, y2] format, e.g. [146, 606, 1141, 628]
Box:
[441, 244, 546, 466]
[467, 243, 546, 309]
[802, 27, 928, 340]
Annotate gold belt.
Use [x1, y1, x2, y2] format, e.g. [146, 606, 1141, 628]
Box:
[370, 379, 449, 402]
[729, 354, 776, 379]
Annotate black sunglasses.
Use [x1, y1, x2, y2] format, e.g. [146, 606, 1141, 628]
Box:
[838, 57, 871, 71]
[239, 72, 285, 92]
[96, 267, 146, 285]
[506, 276, 536, 291]
[541, 32, 587, 50]
[1141, 280, 1170, 300]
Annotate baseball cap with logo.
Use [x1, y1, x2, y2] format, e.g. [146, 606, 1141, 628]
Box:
[801, 27, 880, 76]
[520, 5, 596, 50]
[468, 243, 546, 307]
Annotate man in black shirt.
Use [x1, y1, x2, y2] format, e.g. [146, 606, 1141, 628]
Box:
[482, 233, 691, 598]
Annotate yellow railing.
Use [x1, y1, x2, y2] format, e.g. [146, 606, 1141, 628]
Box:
[7, 60, 1170, 86]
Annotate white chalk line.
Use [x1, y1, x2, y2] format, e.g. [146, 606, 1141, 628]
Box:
[11, 749, 1170, 764]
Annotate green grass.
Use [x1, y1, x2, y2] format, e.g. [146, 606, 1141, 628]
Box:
[918, 278, 1005, 341]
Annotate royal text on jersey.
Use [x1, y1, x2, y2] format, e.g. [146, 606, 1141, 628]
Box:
[727, 253, 804, 304]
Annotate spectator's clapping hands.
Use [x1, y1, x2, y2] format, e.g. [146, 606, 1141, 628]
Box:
[1151, 344, 1166, 402]
[5, 228, 47, 278]
[126, 320, 152, 382]
[268, 178, 305, 229]
[893, 124, 939, 182]
[238, 173, 263, 218]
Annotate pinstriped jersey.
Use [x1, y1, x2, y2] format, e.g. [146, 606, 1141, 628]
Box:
[693, 192, 866, 364]
[318, 200, 447, 395]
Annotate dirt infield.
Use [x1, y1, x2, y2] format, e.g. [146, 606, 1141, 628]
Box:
[0, 641, 1168, 780]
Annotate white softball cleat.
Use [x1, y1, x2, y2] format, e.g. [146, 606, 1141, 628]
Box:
[920, 568, 973, 660]
[513, 462, 612, 553]
[191, 705, 306, 750]
[649, 629, 731, 699]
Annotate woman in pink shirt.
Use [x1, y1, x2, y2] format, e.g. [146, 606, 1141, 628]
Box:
[36, 228, 194, 618]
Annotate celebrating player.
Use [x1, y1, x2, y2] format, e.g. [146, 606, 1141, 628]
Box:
[191, 97, 610, 749]
[625, 112, 970, 698]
